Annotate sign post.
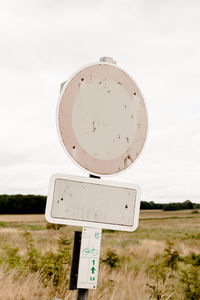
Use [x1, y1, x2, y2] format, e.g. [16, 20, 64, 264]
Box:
[45, 57, 148, 299]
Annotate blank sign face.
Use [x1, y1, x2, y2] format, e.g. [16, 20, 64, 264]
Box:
[45, 174, 141, 231]
[72, 78, 137, 160]
[58, 63, 147, 175]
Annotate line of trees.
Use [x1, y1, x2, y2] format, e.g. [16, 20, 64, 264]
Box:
[0, 194, 46, 214]
[140, 200, 200, 210]
[0, 195, 199, 214]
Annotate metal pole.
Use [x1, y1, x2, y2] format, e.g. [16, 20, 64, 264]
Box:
[69, 231, 82, 290]
[77, 289, 89, 300]
[76, 175, 101, 300]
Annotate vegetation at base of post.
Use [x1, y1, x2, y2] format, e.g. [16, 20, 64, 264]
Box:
[146, 241, 200, 299]
[0, 210, 200, 299]
[0, 231, 72, 290]
[100, 241, 200, 299]
[101, 249, 120, 268]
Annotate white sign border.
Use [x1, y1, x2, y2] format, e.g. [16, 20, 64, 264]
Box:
[45, 173, 141, 232]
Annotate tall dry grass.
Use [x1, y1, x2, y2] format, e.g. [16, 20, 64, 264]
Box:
[0, 266, 54, 300]
[0, 264, 149, 300]
[0, 210, 199, 299]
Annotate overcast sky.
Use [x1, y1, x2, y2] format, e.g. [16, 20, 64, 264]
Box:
[0, 0, 199, 203]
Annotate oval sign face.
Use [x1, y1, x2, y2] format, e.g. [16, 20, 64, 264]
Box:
[58, 62, 147, 175]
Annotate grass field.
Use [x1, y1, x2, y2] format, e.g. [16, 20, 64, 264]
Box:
[0, 210, 200, 300]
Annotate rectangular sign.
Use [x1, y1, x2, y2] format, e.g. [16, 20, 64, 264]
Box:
[45, 174, 141, 231]
[77, 227, 102, 289]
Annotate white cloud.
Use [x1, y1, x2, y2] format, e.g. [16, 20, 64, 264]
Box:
[0, 0, 199, 202]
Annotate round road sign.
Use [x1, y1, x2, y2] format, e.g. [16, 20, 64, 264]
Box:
[57, 58, 148, 175]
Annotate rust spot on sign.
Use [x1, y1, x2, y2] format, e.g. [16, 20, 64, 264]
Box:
[124, 155, 133, 167]
[92, 121, 96, 132]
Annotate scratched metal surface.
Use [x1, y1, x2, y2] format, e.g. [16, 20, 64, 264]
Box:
[58, 62, 147, 175]
[51, 178, 136, 226]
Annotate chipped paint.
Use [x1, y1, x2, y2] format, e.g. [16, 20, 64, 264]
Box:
[45, 174, 141, 231]
[57, 62, 148, 175]
[124, 155, 133, 168]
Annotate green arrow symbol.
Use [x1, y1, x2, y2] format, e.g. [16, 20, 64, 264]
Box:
[91, 266, 96, 274]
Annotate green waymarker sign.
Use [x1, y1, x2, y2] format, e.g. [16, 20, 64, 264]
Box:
[91, 267, 96, 274]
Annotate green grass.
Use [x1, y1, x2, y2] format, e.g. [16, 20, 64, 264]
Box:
[0, 222, 46, 231]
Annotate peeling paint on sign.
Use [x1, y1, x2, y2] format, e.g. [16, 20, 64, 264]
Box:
[57, 62, 147, 175]
[45, 174, 141, 232]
